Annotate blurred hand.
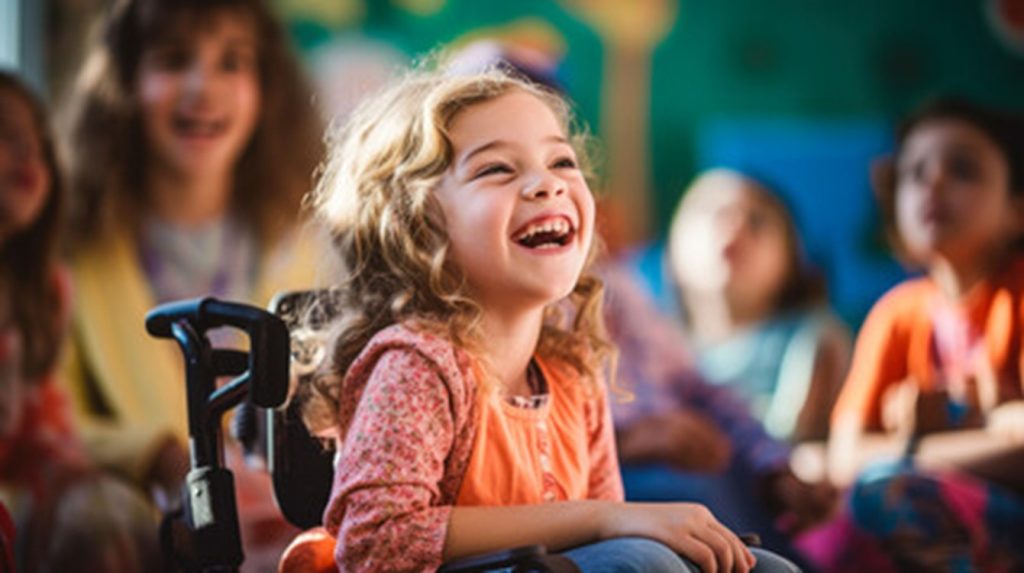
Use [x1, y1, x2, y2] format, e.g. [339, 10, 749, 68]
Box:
[763, 469, 838, 534]
[618, 410, 733, 472]
[881, 379, 970, 437]
[604, 501, 755, 573]
[987, 400, 1024, 443]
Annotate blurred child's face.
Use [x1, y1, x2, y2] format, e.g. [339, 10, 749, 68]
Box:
[434, 90, 595, 312]
[670, 181, 791, 311]
[896, 119, 1019, 265]
[136, 11, 261, 182]
[0, 89, 49, 241]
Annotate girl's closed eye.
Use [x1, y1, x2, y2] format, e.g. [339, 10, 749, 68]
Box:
[473, 162, 514, 180]
[946, 153, 980, 182]
[148, 45, 191, 71]
[221, 46, 257, 74]
[552, 156, 577, 170]
[898, 157, 927, 183]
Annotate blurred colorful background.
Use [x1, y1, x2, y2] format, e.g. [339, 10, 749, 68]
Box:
[7, 0, 1024, 327]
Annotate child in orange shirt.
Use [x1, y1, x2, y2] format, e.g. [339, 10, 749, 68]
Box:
[829, 98, 1024, 572]
[295, 67, 802, 572]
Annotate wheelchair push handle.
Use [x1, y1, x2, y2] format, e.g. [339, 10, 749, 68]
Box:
[145, 297, 290, 409]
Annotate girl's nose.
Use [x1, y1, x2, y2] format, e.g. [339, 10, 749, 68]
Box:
[919, 159, 950, 192]
[522, 172, 566, 200]
[183, 61, 215, 99]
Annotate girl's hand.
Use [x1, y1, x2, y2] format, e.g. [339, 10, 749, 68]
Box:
[987, 400, 1024, 443]
[602, 502, 756, 573]
[881, 379, 983, 436]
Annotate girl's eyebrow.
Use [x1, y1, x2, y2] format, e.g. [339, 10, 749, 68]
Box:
[459, 134, 569, 165]
[224, 35, 257, 49]
[900, 141, 982, 165]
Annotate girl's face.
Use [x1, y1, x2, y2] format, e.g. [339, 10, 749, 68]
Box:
[670, 180, 791, 310]
[136, 11, 261, 182]
[896, 119, 1020, 265]
[0, 89, 49, 241]
[434, 90, 595, 314]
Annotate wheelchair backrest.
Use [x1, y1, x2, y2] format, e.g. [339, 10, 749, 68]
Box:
[266, 289, 343, 530]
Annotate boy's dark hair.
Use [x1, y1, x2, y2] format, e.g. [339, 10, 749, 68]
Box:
[0, 71, 65, 380]
[873, 97, 1024, 259]
[64, 0, 324, 247]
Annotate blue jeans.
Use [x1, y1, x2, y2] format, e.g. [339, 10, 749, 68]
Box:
[561, 537, 801, 572]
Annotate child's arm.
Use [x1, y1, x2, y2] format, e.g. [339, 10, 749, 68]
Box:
[445, 501, 756, 573]
[827, 287, 915, 485]
[829, 394, 1024, 489]
[793, 319, 851, 442]
[325, 347, 462, 572]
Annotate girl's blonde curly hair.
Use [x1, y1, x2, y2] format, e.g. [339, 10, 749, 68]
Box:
[301, 67, 615, 433]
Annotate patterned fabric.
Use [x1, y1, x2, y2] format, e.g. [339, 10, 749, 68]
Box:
[602, 264, 791, 474]
[323, 323, 623, 572]
[848, 462, 1024, 572]
[0, 377, 88, 499]
[0, 264, 86, 510]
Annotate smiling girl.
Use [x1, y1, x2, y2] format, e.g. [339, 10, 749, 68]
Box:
[290, 67, 802, 573]
[60, 0, 324, 562]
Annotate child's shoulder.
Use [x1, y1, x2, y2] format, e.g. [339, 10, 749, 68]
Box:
[348, 322, 475, 391]
[876, 275, 934, 310]
[859, 276, 934, 331]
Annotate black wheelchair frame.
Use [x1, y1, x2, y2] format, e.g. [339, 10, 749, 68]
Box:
[145, 296, 579, 572]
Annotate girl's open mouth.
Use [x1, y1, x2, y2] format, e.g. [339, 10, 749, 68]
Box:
[511, 216, 575, 249]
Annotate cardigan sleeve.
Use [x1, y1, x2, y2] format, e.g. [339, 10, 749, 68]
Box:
[324, 347, 460, 572]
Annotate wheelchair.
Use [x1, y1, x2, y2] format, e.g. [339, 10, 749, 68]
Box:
[145, 295, 579, 572]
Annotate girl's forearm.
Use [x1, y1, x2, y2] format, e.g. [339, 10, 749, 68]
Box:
[915, 429, 1024, 493]
[829, 425, 1024, 490]
[444, 500, 612, 561]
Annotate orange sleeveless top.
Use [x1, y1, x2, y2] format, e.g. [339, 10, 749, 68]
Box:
[456, 357, 592, 506]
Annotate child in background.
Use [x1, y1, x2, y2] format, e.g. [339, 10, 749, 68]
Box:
[604, 263, 836, 569]
[60, 0, 325, 566]
[655, 169, 850, 442]
[828, 98, 1024, 571]
[298, 67, 800, 572]
[0, 69, 159, 573]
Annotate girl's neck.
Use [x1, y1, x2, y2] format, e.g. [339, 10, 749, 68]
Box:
[929, 248, 1009, 301]
[146, 165, 233, 227]
[477, 307, 544, 395]
[683, 288, 769, 343]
